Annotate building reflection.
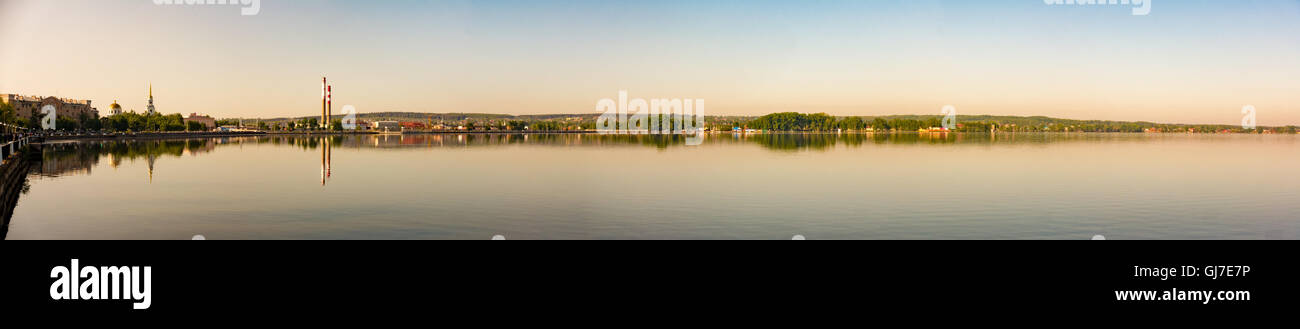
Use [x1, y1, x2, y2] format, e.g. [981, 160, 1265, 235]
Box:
[10, 133, 1134, 188]
[14, 133, 1137, 180]
[35, 143, 100, 177]
[249, 132, 1117, 153]
[33, 139, 219, 179]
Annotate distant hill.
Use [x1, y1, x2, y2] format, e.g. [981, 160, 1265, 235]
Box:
[227, 112, 1296, 133]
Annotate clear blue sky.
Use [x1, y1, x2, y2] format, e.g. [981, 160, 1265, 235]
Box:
[1, 0, 1297, 125]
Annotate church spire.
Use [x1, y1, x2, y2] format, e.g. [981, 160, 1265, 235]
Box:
[146, 83, 157, 115]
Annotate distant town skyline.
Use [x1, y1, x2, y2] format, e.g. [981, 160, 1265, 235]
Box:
[1, 0, 1298, 125]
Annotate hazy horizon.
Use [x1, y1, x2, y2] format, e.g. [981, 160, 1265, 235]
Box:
[2, 0, 1298, 125]
[214, 110, 1292, 128]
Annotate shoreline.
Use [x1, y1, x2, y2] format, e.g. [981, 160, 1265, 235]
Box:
[42, 132, 269, 142]
[27, 130, 1299, 143]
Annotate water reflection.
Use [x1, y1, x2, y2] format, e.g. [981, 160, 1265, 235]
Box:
[241, 132, 1210, 151]
[10, 133, 1288, 175]
[33, 139, 218, 179]
[737, 132, 1207, 150]
[321, 137, 332, 186]
[4, 133, 1297, 240]
[10, 132, 1284, 182]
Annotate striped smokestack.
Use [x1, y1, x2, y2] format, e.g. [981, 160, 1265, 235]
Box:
[327, 85, 332, 130]
[321, 77, 327, 130]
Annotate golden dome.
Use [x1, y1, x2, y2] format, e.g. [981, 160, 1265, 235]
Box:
[110, 100, 122, 110]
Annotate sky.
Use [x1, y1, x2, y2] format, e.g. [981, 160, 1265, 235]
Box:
[1, 0, 1298, 125]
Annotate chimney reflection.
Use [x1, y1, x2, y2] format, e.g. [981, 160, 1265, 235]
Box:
[320, 137, 332, 186]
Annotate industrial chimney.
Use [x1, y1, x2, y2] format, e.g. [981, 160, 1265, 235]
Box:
[321, 77, 327, 130]
[327, 85, 333, 130]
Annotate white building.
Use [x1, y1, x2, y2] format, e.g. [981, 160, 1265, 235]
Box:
[372, 121, 400, 132]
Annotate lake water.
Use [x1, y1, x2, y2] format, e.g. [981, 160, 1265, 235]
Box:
[3, 133, 1298, 240]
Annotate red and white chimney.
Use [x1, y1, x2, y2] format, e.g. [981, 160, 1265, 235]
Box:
[322, 83, 327, 128]
[321, 77, 328, 129]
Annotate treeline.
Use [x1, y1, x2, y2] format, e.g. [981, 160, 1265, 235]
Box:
[714, 112, 1300, 134]
[100, 112, 206, 132]
[249, 113, 600, 132]
[262, 118, 340, 131]
[742, 112, 943, 132]
[491, 120, 593, 131]
[252, 112, 603, 124]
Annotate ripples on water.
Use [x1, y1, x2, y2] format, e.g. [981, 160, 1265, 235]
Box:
[4, 133, 1298, 240]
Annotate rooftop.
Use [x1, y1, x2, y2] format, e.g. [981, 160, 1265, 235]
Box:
[0, 94, 92, 105]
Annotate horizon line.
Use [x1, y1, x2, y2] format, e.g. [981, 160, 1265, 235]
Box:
[207, 111, 1291, 128]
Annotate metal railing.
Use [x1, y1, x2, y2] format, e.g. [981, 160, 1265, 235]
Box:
[1, 122, 35, 160]
[0, 136, 28, 160]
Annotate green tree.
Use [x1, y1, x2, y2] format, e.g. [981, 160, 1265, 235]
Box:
[28, 109, 42, 129]
[0, 102, 16, 126]
[56, 115, 79, 131]
[83, 115, 103, 131]
[806, 113, 836, 131]
[871, 118, 890, 131]
[923, 117, 941, 129]
[839, 116, 865, 130]
[750, 112, 810, 131]
[76, 111, 91, 130]
[161, 114, 186, 131]
[507, 120, 527, 131]
[531, 120, 562, 131]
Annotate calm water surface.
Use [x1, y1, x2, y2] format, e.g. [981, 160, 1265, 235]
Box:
[4, 133, 1298, 240]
